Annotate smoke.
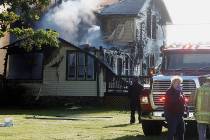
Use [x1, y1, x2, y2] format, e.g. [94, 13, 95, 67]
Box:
[79, 25, 113, 48]
[36, 0, 101, 45]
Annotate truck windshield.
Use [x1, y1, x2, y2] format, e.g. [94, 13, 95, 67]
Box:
[165, 53, 210, 70]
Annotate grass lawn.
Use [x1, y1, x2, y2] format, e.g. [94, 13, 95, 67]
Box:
[0, 106, 197, 140]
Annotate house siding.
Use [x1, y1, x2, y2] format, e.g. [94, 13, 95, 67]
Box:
[38, 44, 98, 96]
[99, 68, 106, 97]
[0, 49, 6, 75]
[0, 33, 10, 75]
[41, 81, 97, 96]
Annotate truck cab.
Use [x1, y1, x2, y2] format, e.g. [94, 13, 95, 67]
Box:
[141, 44, 210, 136]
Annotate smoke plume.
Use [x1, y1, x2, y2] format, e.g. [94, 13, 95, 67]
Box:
[36, 0, 102, 45]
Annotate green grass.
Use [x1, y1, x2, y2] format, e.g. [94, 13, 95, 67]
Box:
[0, 106, 197, 140]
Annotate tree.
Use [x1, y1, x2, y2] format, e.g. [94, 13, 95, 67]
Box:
[0, 0, 59, 51]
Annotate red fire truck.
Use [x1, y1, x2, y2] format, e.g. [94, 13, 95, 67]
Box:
[140, 44, 210, 135]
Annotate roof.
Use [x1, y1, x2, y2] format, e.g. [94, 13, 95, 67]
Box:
[1, 38, 116, 75]
[100, 0, 146, 16]
[100, 0, 171, 24]
[59, 38, 116, 75]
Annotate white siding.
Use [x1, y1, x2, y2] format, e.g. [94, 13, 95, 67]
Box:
[41, 81, 97, 96]
[0, 49, 6, 75]
[40, 45, 99, 97]
[99, 68, 106, 97]
[20, 44, 108, 97]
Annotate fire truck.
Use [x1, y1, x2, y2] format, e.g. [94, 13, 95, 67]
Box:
[140, 44, 210, 136]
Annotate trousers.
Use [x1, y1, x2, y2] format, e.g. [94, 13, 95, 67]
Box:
[165, 113, 185, 140]
[130, 100, 141, 123]
[197, 123, 210, 140]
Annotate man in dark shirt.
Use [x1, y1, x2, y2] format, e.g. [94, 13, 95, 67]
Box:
[128, 77, 143, 124]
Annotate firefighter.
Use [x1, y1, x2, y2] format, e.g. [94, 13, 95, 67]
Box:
[164, 76, 186, 140]
[195, 76, 210, 140]
[128, 77, 143, 124]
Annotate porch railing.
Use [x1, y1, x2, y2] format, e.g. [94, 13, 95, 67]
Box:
[105, 75, 151, 95]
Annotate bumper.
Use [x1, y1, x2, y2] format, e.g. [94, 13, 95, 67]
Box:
[141, 111, 196, 121]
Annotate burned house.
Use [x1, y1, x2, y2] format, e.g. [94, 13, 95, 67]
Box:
[98, 0, 171, 76]
[1, 0, 172, 103]
[3, 38, 128, 103]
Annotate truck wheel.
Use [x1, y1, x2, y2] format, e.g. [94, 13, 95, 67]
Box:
[142, 120, 162, 136]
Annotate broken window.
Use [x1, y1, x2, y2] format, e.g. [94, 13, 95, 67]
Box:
[117, 58, 122, 75]
[147, 9, 152, 38]
[67, 51, 95, 81]
[7, 53, 43, 80]
[130, 61, 133, 75]
[152, 15, 157, 39]
[125, 56, 129, 76]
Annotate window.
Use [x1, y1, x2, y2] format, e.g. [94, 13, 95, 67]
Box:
[117, 58, 123, 75]
[147, 9, 152, 38]
[67, 51, 95, 80]
[7, 53, 43, 80]
[77, 53, 85, 80]
[86, 55, 95, 80]
[67, 53, 76, 80]
[125, 56, 129, 76]
[166, 53, 210, 69]
[152, 15, 157, 39]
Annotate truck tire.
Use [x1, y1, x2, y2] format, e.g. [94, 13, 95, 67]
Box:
[142, 120, 162, 136]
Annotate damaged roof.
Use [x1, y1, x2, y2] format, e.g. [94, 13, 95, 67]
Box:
[2, 38, 116, 75]
[100, 0, 146, 16]
[100, 0, 172, 24]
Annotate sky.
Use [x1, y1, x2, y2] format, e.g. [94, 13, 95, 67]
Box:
[163, 0, 210, 44]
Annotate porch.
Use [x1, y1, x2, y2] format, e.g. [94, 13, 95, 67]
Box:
[104, 75, 151, 107]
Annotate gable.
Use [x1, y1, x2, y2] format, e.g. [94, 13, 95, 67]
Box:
[153, 0, 172, 24]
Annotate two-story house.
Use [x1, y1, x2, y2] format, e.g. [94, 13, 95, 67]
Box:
[98, 0, 171, 76]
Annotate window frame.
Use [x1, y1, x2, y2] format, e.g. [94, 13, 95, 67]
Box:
[67, 52, 77, 80]
[66, 51, 96, 81]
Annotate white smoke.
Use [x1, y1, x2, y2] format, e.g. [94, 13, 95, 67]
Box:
[79, 25, 113, 48]
[36, 0, 101, 45]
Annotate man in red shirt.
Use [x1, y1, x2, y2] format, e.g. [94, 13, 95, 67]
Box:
[164, 76, 186, 140]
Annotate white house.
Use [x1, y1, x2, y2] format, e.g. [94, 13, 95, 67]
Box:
[98, 0, 171, 76]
